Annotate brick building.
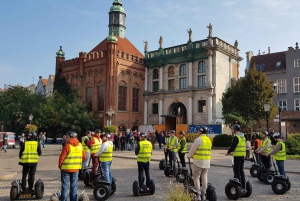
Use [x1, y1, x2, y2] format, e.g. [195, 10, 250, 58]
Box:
[55, 0, 145, 132]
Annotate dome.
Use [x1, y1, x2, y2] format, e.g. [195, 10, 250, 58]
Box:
[107, 34, 118, 43]
[56, 46, 65, 57]
[110, 0, 125, 13]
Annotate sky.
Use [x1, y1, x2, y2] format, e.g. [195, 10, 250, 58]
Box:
[1, 0, 300, 89]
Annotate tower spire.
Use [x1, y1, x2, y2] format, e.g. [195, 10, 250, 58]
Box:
[108, 0, 126, 38]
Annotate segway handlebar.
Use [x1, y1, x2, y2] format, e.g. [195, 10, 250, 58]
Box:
[188, 157, 193, 177]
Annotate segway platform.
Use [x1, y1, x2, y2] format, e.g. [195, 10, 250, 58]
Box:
[10, 179, 44, 200]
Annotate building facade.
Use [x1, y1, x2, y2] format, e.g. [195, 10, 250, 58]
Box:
[144, 26, 242, 131]
[35, 76, 47, 96]
[55, 0, 145, 132]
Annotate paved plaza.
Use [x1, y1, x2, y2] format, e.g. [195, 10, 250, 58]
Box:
[1, 144, 300, 201]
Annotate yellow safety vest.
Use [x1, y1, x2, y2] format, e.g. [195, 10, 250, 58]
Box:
[100, 142, 113, 162]
[91, 137, 102, 154]
[178, 137, 187, 153]
[169, 136, 178, 152]
[82, 136, 91, 153]
[273, 141, 286, 161]
[233, 135, 246, 157]
[61, 144, 83, 170]
[137, 140, 152, 163]
[19, 141, 39, 163]
[261, 138, 271, 155]
[194, 135, 212, 160]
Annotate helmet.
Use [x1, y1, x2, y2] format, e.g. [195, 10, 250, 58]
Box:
[179, 131, 185, 135]
[94, 129, 101, 133]
[32, 132, 37, 138]
[170, 130, 176, 134]
[273, 132, 281, 138]
[66, 131, 77, 138]
[140, 132, 147, 137]
[199, 126, 208, 134]
[86, 130, 92, 135]
[166, 132, 170, 135]
[253, 132, 259, 138]
[105, 133, 111, 138]
[28, 133, 33, 137]
[262, 131, 269, 136]
[233, 124, 241, 131]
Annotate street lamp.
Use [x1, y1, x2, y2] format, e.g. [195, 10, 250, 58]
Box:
[29, 114, 33, 125]
[264, 101, 270, 132]
[106, 109, 115, 126]
[273, 83, 281, 135]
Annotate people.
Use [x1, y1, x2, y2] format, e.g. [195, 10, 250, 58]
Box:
[178, 131, 187, 167]
[94, 133, 114, 190]
[135, 132, 153, 191]
[267, 133, 286, 177]
[40, 132, 46, 148]
[62, 135, 67, 147]
[156, 130, 163, 149]
[19, 133, 26, 149]
[226, 124, 247, 194]
[3, 133, 8, 152]
[256, 131, 271, 170]
[19, 132, 42, 193]
[168, 130, 178, 170]
[252, 132, 261, 164]
[120, 133, 126, 151]
[246, 138, 251, 159]
[163, 132, 170, 163]
[150, 132, 157, 149]
[114, 133, 119, 151]
[81, 130, 93, 170]
[187, 126, 211, 201]
[129, 133, 135, 151]
[90, 129, 102, 183]
[58, 131, 86, 201]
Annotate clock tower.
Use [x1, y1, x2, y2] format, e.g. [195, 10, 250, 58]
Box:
[108, 0, 126, 38]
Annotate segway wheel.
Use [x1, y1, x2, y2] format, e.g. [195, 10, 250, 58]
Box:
[83, 170, 93, 187]
[93, 183, 110, 201]
[206, 184, 217, 201]
[110, 178, 116, 196]
[287, 178, 291, 191]
[271, 179, 288, 195]
[242, 180, 252, 197]
[264, 172, 275, 184]
[176, 171, 189, 183]
[78, 169, 83, 180]
[173, 163, 178, 177]
[10, 186, 19, 200]
[35, 181, 44, 199]
[132, 181, 139, 196]
[225, 182, 241, 200]
[249, 166, 259, 177]
[257, 169, 264, 182]
[159, 159, 166, 170]
[164, 166, 172, 177]
[149, 179, 155, 195]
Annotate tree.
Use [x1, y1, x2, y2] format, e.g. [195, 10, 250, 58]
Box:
[103, 126, 117, 134]
[53, 68, 72, 96]
[221, 65, 277, 132]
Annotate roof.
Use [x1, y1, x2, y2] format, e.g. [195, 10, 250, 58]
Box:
[90, 36, 144, 58]
[249, 51, 286, 72]
[42, 78, 48, 86]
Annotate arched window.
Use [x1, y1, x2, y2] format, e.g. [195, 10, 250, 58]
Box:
[179, 64, 186, 76]
[198, 61, 206, 73]
[153, 68, 159, 79]
[168, 66, 175, 77]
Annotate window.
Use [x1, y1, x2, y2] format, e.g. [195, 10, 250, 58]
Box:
[168, 79, 175, 90]
[276, 62, 281, 68]
[260, 64, 265, 70]
[198, 75, 206, 87]
[152, 103, 158, 114]
[279, 100, 287, 111]
[198, 100, 206, 113]
[98, 86, 105, 111]
[153, 81, 159, 92]
[294, 77, 300, 93]
[277, 79, 287, 93]
[198, 61, 206, 73]
[256, 64, 261, 70]
[132, 88, 139, 112]
[294, 59, 300, 67]
[179, 78, 187, 89]
[118, 86, 127, 110]
[179, 64, 186, 76]
[295, 99, 300, 110]
[86, 87, 93, 110]
[153, 69, 159, 79]
[168, 66, 175, 77]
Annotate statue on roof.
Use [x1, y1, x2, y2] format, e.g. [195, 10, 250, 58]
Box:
[207, 23, 213, 37]
[187, 28, 192, 42]
[143, 40, 148, 52]
[159, 36, 163, 49]
[234, 40, 238, 48]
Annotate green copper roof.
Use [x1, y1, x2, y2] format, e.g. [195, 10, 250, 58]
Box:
[110, 0, 125, 13]
[56, 46, 65, 57]
[107, 33, 118, 43]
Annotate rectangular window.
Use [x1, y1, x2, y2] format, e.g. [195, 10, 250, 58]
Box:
[260, 64, 265, 70]
[295, 99, 300, 110]
[256, 64, 261, 70]
[294, 77, 300, 93]
[98, 86, 105, 111]
[294, 59, 300, 67]
[153, 81, 159, 92]
[198, 75, 206, 87]
[132, 88, 139, 112]
[168, 79, 175, 90]
[277, 79, 287, 93]
[118, 86, 127, 111]
[179, 78, 187, 89]
[152, 103, 158, 114]
[198, 100, 206, 113]
[86, 87, 93, 110]
[279, 100, 287, 111]
[276, 62, 281, 68]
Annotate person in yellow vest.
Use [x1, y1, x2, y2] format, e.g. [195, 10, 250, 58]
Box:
[187, 126, 211, 201]
[58, 131, 86, 201]
[94, 133, 114, 189]
[135, 132, 153, 191]
[163, 131, 170, 163]
[81, 130, 92, 170]
[267, 133, 286, 177]
[90, 129, 102, 182]
[225, 124, 247, 194]
[168, 130, 178, 170]
[19, 132, 41, 193]
[256, 131, 271, 170]
[178, 131, 187, 167]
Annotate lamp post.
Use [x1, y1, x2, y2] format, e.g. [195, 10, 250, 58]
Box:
[29, 114, 33, 125]
[106, 109, 115, 126]
[273, 83, 281, 135]
[264, 101, 270, 132]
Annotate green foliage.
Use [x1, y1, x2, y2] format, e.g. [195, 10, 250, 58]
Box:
[286, 155, 300, 160]
[53, 68, 72, 96]
[212, 134, 233, 147]
[285, 135, 300, 155]
[103, 126, 117, 134]
[25, 124, 37, 132]
[165, 184, 191, 201]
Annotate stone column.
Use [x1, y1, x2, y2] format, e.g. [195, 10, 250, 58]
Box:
[229, 57, 232, 87]
[159, 67, 163, 90]
[188, 91, 193, 124]
[159, 94, 164, 124]
[145, 67, 148, 92]
[207, 50, 213, 87]
[144, 98, 148, 125]
[188, 62, 193, 87]
[207, 94, 213, 124]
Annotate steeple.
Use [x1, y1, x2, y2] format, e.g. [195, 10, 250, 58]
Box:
[108, 0, 126, 38]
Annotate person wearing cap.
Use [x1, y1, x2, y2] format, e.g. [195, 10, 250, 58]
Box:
[81, 130, 93, 170]
[168, 130, 178, 170]
[187, 126, 211, 201]
[267, 133, 286, 177]
[94, 133, 114, 189]
[59, 131, 86, 201]
[178, 131, 187, 167]
[256, 131, 271, 170]
[19, 133, 26, 149]
[90, 129, 102, 182]
[19, 132, 41, 193]
[135, 132, 153, 191]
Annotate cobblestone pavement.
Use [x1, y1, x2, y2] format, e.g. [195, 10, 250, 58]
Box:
[1, 145, 300, 201]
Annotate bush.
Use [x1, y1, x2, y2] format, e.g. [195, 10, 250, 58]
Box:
[103, 125, 117, 134]
[165, 184, 191, 201]
[212, 134, 233, 147]
[285, 134, 300, 155]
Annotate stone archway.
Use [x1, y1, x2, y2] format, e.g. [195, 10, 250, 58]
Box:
[165, 102, 187, 130]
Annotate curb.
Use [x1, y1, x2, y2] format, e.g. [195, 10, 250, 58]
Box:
[0, 172, 17, 180]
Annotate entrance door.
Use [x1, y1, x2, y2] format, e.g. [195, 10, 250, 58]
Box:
[165, 116, 176, 131]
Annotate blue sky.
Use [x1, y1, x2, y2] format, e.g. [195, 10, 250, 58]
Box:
[1, 0, 299, 88]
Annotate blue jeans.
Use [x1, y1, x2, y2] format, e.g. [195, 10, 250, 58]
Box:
[101, 161, 112, 189]
[82, 152, 90, 169]
[138, 162, 150, 188]
[276, 160, 286, 177]
[3, 145, 7, 152]
[60, 171, 78, 201]
[130, 142, 134, 151]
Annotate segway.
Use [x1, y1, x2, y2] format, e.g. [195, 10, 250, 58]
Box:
[249, 149, 261, 177]
[132, 176, 155, 196]
[10, 179, 44, 200]
[79, 157, 92, 179]
[93, 175, 116, 201]
[271, 155, 291, 194]
[83, 157, 103, 187]
[175, 157, 189, 183]
[159, 147, 170, 170]
[225, 155, 252, 200]
[164, 152, 178, 177]
[256, 154, 276, 184]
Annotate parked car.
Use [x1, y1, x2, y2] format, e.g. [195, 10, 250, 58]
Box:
[0, 132, 16, 149]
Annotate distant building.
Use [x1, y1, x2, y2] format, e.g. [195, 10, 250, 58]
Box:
[45, 74, 55, 97]
[28, 84, 36, 94]
[35, 76, 47, 96]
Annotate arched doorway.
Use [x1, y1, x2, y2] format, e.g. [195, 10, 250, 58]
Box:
[165, 102, 187, 131]
[132, 126, 138, 132]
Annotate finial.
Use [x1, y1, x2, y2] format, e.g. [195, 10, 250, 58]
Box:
[268, 47, 270, 54]
[258, 50, 261, 55]
[234, 40, 238, 48]
[296, 42, 299, 50]
[59, 46, 62, 50]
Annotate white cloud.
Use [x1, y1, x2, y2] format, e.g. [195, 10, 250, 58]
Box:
[222, 1, 237, 7]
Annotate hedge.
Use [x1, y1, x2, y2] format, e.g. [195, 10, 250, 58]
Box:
[212, 134, 233, 147]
